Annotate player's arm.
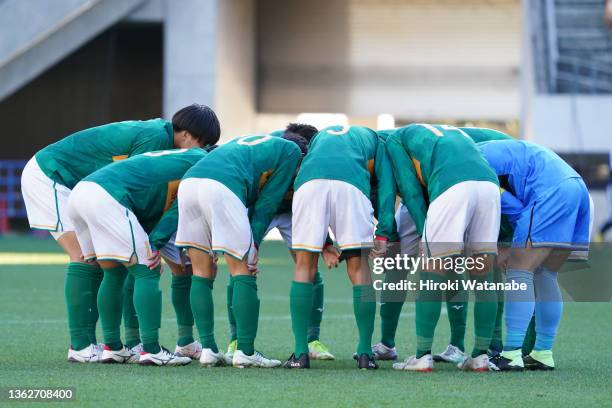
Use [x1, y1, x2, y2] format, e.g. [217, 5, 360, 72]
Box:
[250, 148, 302, 247]
[130, 131, 171, 157]
[500, 188, 524, 225]
[148, 200, 179, 251]
[386, 133, 428, 236]
[373, 136, 399, 242]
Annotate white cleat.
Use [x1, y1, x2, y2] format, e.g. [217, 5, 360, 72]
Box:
[433, 344, 467, 364]
[139, 347, 192, 366]
[175, 341, 203, 360]
[67, 344, 100, 363]
[372, 342, 398, 360]
[458, 354, 490, 372]
[232, 350, 281, 368]
[127, 343, 143, 364]
[392, 354, 434, 372]
[199, 348, 228, 367]
[100, 345, 134, 364]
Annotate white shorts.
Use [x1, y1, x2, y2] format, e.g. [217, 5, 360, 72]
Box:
[21, 157, 74, 239]
[423, 180, 500, 257]
[292, 179, 374, 252]
[396, 204, 420, 256]
[175, 178, 256, 262]
[68, 181, 152, 264]
[264, 212, 292, 247]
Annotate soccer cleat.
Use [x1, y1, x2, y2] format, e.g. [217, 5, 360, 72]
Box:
[457, 354, 490, 372]
[487, 354, 502, 371]
[433, 344, 467, 364]
[67, 344, 100, 363]
[284, 353, 310, 369]
[127, 343, 143, 364]
[232, 350, 281, 368]
[100, 345, 134, 364]
[392, 354, 434, 372]
[357, 353, 378, 370]
[524, 350, 555, 371]
[175, 341, 203, 360]
[308, 340, 335, 360]
[495, 349, 525, 371]
[139, 347, 192, 366]
[371, 342, 398, 360]
[225, 340, 237, 361]
[199, 348, 227, 367]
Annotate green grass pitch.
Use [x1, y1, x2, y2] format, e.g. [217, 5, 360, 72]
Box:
[0, 236, 611, 407]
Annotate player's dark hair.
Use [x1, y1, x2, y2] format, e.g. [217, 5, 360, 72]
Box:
[172, 104, 221, 147]
[282, 133, 309, 156]
[284, 123, 318, 142]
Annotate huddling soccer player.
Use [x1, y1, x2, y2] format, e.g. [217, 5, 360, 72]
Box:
[386, 124, 500, 372]
[67, 144, 221, 366]
[224, 124, 340, 362]
[175, 133, 307, 368]
[477, 139, 591, 371]
[20, 104, 220, 363]
[285, 125, 398, 370]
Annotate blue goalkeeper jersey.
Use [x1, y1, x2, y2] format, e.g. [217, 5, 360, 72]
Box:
[477, 140, 581, 216]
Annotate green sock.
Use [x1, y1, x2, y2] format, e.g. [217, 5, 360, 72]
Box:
[122, 273, 141, 348]
[307, 271, 323, 342]
[353, 284, 376, 357]
[65, 262, 99, 350]
[490, 268, 505, 353]
[87, 266, 103, 344]
[172, 275, 194, 347]
[227, 275, 237, 342]
[379, 269, 408, 348]
[98, 266, 127, 350]
[446, 284, 467, 351]
[128, 264, 162, 354]
[290, 281, 314, 355]
[190, 276, 218, 353]
[522, 315, 536, 355]
[472, 270, 498, 357]
[232, 275, 259, 356]
[416, 272, 444, 358]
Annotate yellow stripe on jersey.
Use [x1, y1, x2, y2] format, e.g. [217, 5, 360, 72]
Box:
[164, 180, 181, 211]
[411, 158, 425, 186]
[112, 155, 128, 162]
[259, 169, 274, 190]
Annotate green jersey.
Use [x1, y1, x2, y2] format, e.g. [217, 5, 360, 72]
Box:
[183, 135, 302, 246]
[386, 124, 499, 236]
[35, 119, 174, 189]
[294, 125, 398, 240]
[85, 148, 206, 250]
[459, 127, 513, 143]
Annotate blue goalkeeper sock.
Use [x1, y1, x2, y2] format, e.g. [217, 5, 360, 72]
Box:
[503, 268, 535, 350]
[534, 267, 563, 351]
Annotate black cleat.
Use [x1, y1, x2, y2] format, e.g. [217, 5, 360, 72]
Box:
[494, 355, 524, 372]
[357, 353, 378, 370]
[284, 353, 310, 369]
[523, 355, 554, 371]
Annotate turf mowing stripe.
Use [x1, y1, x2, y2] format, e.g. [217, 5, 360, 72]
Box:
[0, 253, 287, 266]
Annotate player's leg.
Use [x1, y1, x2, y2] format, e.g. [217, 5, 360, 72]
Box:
[394, 184, 468, 372]
[285, 180, 330, 369]
[330, 180, 377, 370]
[122, 273, 141, 351]
[162, 242, 202, 360]
[200, 178, 279, 368]
[376, 205, 417, 360]
[22, 159, 103, 360]
[459, 181, 500, 372]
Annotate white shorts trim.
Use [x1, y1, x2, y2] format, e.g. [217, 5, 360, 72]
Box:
[21, 157, 74, 237]
[292, 179, 374, 252]
[175, 178, 255, 262]
[68, 181, 151, 265]
[423, 180, 500, 257]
